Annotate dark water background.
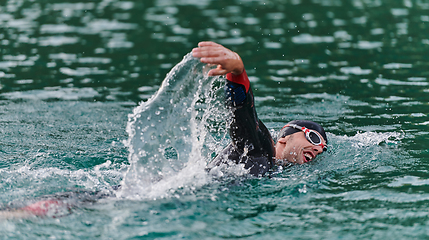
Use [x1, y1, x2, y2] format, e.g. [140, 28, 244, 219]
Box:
[1, 0, 429, 239]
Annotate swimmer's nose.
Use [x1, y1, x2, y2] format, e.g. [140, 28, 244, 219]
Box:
[313, 145, 324, 155]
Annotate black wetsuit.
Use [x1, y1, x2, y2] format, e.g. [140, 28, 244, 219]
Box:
[208, 70, 275, 177]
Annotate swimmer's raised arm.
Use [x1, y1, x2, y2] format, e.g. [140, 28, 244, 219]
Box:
[192, 41, 244, 76]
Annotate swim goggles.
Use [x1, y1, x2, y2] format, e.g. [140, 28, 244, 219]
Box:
[284, 124, 327, 152]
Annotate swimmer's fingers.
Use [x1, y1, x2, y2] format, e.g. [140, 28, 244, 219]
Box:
[199, 55, 232, 65]
[207, 67, 229, 76]
[197, 41, 223, 48]
[193, 41, 236, 62]
[200, 54, 243, 76]
[193, 42, 244, 76]
[192, 47, 226, 59]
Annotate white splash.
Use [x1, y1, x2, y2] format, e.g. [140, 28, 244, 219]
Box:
[118, 53, 228, 199]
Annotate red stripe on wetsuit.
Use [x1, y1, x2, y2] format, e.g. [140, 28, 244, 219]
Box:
[226, 69, 250, 93]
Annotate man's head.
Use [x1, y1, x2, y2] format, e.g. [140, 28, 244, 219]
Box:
[274, 120, 327, 165]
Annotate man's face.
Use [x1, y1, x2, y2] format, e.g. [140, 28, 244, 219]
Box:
[275, 131, 326, 165]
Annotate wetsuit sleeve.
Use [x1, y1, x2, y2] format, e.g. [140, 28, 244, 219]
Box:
[226, 70, 250, 93]
[225, 69, 250, 106]
[225, 70, 273, 160]
[206, 70, 275, 176]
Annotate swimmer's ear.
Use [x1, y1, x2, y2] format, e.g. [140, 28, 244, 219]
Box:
[277, 137, 288, 144]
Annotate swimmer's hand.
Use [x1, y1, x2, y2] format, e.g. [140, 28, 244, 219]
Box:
[0, 209, 33, 220]
[192, 41, 244, 76]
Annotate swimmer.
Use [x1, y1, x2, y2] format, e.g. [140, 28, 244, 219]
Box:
[2, 42, 328, 219]
[192, 41, 328, 176]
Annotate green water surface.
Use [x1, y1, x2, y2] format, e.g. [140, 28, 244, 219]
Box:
[1, 0, 429, 239]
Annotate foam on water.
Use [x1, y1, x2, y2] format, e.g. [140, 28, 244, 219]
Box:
[118, 53, 229, 199]
[338, 131, 403, 148]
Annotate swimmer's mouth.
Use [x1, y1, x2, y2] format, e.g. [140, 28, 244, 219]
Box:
[303, 152, 315, 163]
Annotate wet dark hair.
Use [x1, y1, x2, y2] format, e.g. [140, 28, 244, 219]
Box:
[277, 120, 327, 143]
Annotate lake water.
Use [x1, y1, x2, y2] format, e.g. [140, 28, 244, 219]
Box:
[1, 0, 429, 239]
